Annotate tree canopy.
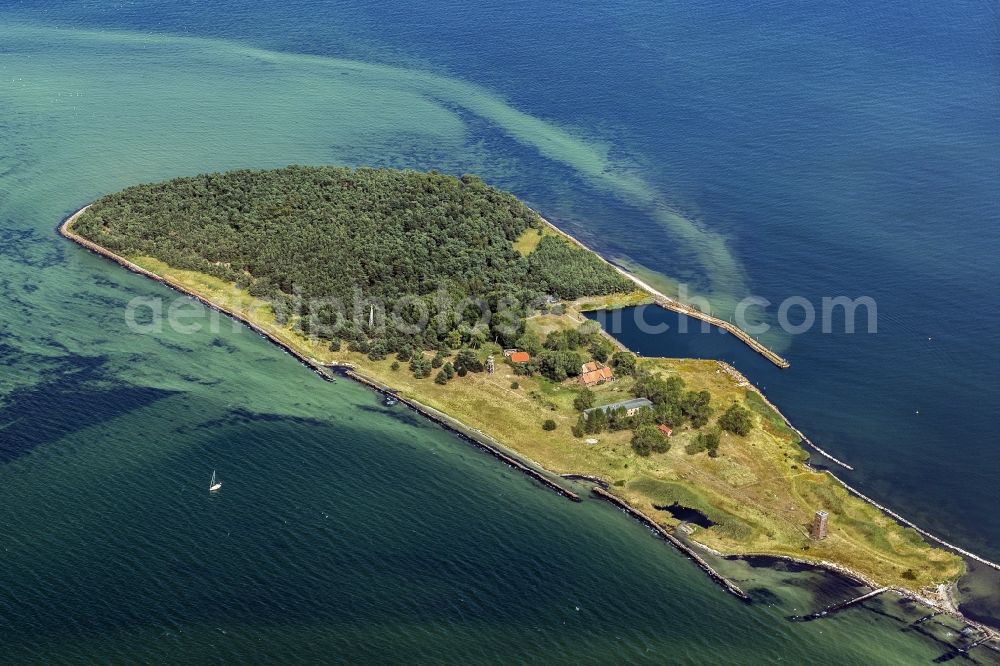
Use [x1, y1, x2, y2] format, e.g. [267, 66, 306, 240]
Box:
[718, 404, 753, 436]
[75, 166, 631, 353]
[632, 424, 669, 456]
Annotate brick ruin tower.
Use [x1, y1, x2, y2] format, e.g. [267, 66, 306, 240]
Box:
[810, 510, 829, 540]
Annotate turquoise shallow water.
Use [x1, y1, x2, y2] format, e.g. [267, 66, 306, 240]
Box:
[1, 2, 998, 663]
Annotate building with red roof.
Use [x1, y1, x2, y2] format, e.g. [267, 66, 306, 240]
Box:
[579, 365, 614, 387]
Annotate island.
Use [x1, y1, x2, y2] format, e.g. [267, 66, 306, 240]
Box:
[62, 165, 965, 610]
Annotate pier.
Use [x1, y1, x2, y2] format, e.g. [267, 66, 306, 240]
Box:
[794, 587, 889, 621]
[647, 294, 790, 369]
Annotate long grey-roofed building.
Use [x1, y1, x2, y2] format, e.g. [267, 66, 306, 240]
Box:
[582, 397, 653, 417]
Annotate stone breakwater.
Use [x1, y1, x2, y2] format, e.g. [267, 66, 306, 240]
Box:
[590, 486, 750, 602]
[716, 361, 1000, 575]
[716, 361, 854, 471]
[338, 368, 582, 502]
[59, 206, 337, 382]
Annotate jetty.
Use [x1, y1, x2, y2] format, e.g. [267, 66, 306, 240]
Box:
[957, 633, 995, 655]
[794, 587, 889, 621]
[591, 486, 750, 602]
[538, 214, 790, 369]
[643, 292, 789, 369]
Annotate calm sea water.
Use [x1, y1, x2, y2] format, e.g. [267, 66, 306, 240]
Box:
[1, 0, 998, 662]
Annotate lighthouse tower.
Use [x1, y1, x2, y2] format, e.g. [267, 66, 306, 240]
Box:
[810, 510, 829, 540]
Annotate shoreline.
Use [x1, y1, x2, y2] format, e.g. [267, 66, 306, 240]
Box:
[718, 359, 1000, 575]
[58, 206, 342, 383]
[715, 361, 855, 471]
[337, 367, 581, 502]
[590, 486, 750, 602]
[59, 205, 581, 503]
[59, 204, 997, 644]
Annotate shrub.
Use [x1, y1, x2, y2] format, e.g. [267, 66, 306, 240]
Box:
[611, 351, 637, 376]
[390, 361, 400, 371]
[719, 403, 753, 436]
[685, 430, 721, 456]
[535, 349, 584, 382]
[681, 390, 713, 428]
[654, 402, 683, 427]
[542, 419, 558, 431]
[410, 355, 432, 378]
[367, 341, 387, 361]
[510, 381, 520, 389]
[515, 331, 543, 356]
[589, 341, 610, 363]
[631, 424, 668, 456]
[454, 348, 484, 373]
[573, 388, 595, 412]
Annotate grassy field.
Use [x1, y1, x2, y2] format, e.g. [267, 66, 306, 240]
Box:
[124, 255, 963, 595]
[570, 290, 653, 312]
[513, 226, 556, 256]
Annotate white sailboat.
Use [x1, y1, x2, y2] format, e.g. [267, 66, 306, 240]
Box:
[209, 470, 222, 493]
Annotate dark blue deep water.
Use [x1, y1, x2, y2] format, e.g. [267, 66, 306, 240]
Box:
[1, 0, 998, 662]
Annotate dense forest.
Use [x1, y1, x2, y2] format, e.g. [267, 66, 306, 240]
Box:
[75, 166, 631, 351]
